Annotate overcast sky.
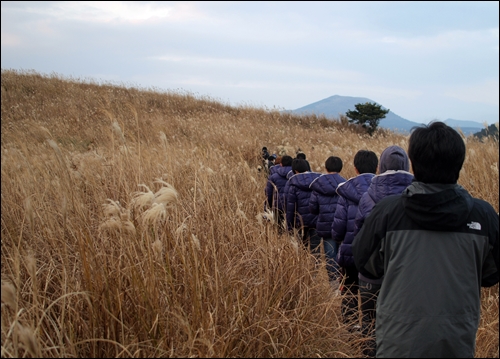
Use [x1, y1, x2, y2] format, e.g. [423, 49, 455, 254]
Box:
[2, 1, 499, 124]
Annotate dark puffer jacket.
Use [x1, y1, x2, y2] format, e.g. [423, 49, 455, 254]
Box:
[332, 173, 374, 268]
[309, 173, 347, 238]
[285, 172, 321, 230]
[354, 170, 414, 235]
[265, 165, 292, 212]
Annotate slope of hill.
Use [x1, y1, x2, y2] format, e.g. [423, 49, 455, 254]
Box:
[444, 118, 485, 135]
[1, 70, 498, 358]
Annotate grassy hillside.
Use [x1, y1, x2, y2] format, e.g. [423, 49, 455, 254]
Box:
[1, 69, 498, 358]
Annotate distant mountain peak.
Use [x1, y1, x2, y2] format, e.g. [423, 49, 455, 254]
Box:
[290, 95, 418, 133]
[288, 95, 485, 135]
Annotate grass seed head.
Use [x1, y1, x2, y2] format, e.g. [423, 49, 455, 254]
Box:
[17, 324, 39, 357]
[1, 281, 16, 308]
[191, 234, 201, 251]
[112, 121, 126, 144]
[152, 239, 163, 255]
[142, 203, 167, 225]
[102, 199, 122, 218]
[132, 184, 155, 210]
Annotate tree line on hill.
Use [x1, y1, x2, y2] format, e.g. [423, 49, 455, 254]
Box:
[473, 123, 499, 141]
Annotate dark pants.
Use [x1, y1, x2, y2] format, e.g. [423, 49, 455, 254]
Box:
[340, 265, 359, 325]
[359, 278, 381, 357]
[299, 226, 315, 247]
[275, 209, 286, 234]
[309, 234, 339, 282]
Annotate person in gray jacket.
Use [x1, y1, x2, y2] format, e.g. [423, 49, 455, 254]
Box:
[352, 121, 499, 358]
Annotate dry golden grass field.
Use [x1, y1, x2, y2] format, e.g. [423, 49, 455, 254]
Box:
[1, 69, 498, 358]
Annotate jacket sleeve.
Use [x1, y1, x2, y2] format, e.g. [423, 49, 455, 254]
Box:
[481, 210, 499, 287]
[353, 206, 364, 238]
[353, 194, 368, 237]
[352, 203, 387, 279]
[285, 184, 296, 230]
[331, 196, 347, 243]
[309, 191, 319, 215]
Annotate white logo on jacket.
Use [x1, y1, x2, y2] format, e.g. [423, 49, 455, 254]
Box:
[467, 222, 481, 230]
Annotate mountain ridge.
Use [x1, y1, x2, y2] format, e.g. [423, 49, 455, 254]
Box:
[288, 95, 486, 135]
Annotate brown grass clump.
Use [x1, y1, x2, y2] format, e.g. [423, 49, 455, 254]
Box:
[1, 69, 498, 358]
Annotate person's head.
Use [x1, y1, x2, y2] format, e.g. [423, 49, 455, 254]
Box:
[296, 152, 306, 160]
[354, 150, 378, 174]
[281, 155, 293, 167]
[269, 154, 277, 162]
[408, 121, 465, 184]
[275, 156, 282, 165]
[325, 156, 343, 173]
[379, 146, 409, 173]
[262, 147, 267, 152]
[292, 158, 309, 174]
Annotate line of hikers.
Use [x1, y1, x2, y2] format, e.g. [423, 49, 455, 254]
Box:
[260, 121, 499, 358]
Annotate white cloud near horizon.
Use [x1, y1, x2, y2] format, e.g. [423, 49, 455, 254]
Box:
[19, 1, 206, 24]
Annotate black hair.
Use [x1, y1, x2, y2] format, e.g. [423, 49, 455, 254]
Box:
[354, 150, 378, 174]
[325, 156, 343, 173]
[408, 121, 465, 184]
[296, 152, 306, 160]
[292, 158, 309, 174]
[281, 155, 293, 167]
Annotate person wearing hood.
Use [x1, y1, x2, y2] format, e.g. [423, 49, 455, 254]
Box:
[332, 150, 379, 328]
[284, 158, 321, 246]
[309, 156, 346, 284]
[352, 121, 499, 358]
[353, 145, 414, 357]
[265, 155, 293, 233]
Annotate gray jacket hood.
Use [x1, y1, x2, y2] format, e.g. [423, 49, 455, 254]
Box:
[402, 182, 474, 230]
[379, 145, 410, 173]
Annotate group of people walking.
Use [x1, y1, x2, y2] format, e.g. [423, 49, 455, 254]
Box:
[261, 121, 499, 358]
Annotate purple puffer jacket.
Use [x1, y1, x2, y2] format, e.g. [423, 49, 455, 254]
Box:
[354, 170, 414, 236]
[332, 173, 374, 268]
[285, 172, 321, 230]
[269, 164, 280, 176]
[265, 166, 292, 212]
[309, 173, 347, 238]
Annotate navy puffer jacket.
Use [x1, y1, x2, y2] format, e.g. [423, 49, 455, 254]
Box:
[265, 166, 292, 212]
[309, 173, 347, 238]
[332, 173, 374, 268]
[354, 170, 414, 236]
[285, 172, 321, 230]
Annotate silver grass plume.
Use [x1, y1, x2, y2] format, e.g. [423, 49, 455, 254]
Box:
[17, 324, 40, 357]
[153, 179, 178, 206]
[102, 199, 122, 218]
[100, 199, 135, 235]
[142, 202, 167, 225]
[132, 184, 155, 211]
[152, 239, 163, 257]
[1, 281, 16, 309]
[191, 234, 201, 251]
[159, 131, 168, 151]
[112, 121, 126, 145]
